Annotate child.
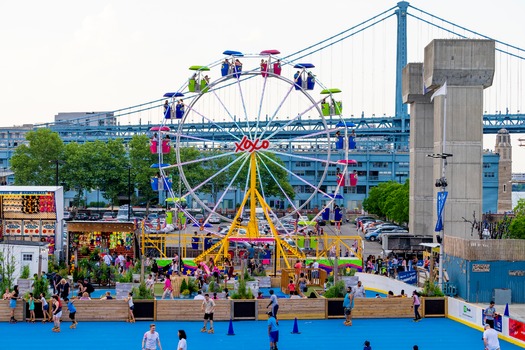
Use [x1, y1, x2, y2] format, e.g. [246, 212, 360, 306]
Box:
[51, 294, 62, 332]
[64, 297, 78, 329]
[364, 340, 372, 350]
[40, 293, 49, 323]
[161, 277, 174, 300]
[125, 292, 135, 323]
[287, 279, 296, 294]
[27, 293, 35, 323]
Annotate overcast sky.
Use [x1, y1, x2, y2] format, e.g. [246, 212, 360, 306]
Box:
[1, 0, 524, 170]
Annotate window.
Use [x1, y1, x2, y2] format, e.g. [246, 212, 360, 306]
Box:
[295, 161, 311, 167]
[503, 184, 507, 193]
[371, 162, 389, 168]
[398, 162, 409, 168]
[484, 172, 495, 178]
[22, 253, 33, 262]
[483, 163, 491, 169]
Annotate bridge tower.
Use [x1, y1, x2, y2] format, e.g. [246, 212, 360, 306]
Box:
[395, 1, 410, 145]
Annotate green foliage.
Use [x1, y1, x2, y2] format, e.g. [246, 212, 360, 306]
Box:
[508, 216, 525, 239]
[340, 267, 356, 276]
[180, 278, 188, 293]
[11, 128, 65, 185]
[181, 289, 190, 296]
[20, 265, 30, 279]
[187, 277, 199, 293]
[117, 270, 134, 283]
[243, 270, 255, 281]
[32, 276, 49, 298]
[0, 250, 17, 292]
[231, 278, 254, 299]
[88, 201, 106, 208]
[323, 280, 346, 298]
[421, 280, 444, 297]
[79, 246, 90, 256]
[47, 255, 61, 273]
[131, 281, 154, 299]
[208, 280, 222, 293]
[362, 180, 409, 224]
[514, 198, 525, 217]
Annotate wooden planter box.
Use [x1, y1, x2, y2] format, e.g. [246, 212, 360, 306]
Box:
[257, 299, 326, 320]
[326, 297, 414, 319]
[232, 300, 256, 320]
[133, 299, 155, 320]
[156, 300, 231, 321]
[421, 297, 446, 317]
[61, 300, 129, 321]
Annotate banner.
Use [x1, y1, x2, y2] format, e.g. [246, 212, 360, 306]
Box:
[435, 191, 448, 232]
[509, 318, 525, 342]
[494, 314, 503, 333]
[397, 270, 417, 285]
[459, 302, 476, 322]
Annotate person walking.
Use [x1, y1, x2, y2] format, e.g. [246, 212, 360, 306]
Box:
[9, 285, 19, 323]
[142, 323, 162, 350]
[354, 281, 366, 298]
[125, 292, 135, 323]
[201, 293, 216, 334]
[343, 286, 354, 326]
[161, 276, 174, 300]
[266, 289, 279, 322]
[483, 323, 501, 350]
[267, 311, 279, 350]
[484, 301, 498, 328]
[412, 290, 421, 321]
[177, 329, 187, 350]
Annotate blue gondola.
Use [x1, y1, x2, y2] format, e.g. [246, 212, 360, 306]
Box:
[293, 63, 316, 91]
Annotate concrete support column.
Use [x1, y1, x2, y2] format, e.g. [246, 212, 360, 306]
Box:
[402, 63, 434, 236]
[424, 39, 495, 240]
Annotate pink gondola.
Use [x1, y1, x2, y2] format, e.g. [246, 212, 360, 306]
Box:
[337, 159, 358, 165]
[260, 49, 281, 55]
[149, 126, 170, 132]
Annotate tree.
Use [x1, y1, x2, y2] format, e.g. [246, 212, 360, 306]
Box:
[10, 128, 65, 185]
[508, 199, 525, 239]
[0, 245, 17, 292]
[362, 180, 409, 225]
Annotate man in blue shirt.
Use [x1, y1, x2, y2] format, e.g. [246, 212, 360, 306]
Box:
[343, 286, 354, 326]
[267, 311, 279, 350]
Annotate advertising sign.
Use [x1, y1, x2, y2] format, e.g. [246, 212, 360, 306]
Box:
[459, 302, 476, 322]
[397, 270, 417, 285]
[509, 318, 525, 342]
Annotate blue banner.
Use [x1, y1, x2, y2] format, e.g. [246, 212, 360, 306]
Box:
[435, 191, 448, 232]
[398, 270, 418, 285]
[494, 314, 503, 332]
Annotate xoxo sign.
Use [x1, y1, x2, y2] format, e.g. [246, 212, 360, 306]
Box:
[234, 135, 270, 153]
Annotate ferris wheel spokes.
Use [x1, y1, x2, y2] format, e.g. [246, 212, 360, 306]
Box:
[256, 82, 295, 141]
[255, 153, 300, 214]
[184, 104, 244, 143]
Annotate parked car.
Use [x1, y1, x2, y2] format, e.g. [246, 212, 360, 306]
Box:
[355, 215, 375, 227]
[75, 213, 89, 221]
[102, 212, 116, 221]
[88, 213, 101, 221]
[297, 215, 316, 226]
[208, 214, 221, 224]
[194, 214, 205, 224]
[365, 226, 408, 242]
[63, 211, 72, 221]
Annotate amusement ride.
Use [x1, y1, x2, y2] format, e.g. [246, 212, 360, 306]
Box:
[144, 49, 363, 272]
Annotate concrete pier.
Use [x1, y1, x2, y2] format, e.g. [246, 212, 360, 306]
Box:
[423, 39, 495, 239]
[402, 63, 434, 236]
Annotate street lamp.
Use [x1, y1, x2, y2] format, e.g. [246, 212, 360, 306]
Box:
[127, 166, 131, 221]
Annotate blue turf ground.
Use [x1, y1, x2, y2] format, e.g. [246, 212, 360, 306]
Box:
[2, 317, 522, 350]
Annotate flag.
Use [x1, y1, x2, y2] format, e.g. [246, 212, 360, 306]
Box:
[431, 82, 447, 101]
[435, 191, 448, 232]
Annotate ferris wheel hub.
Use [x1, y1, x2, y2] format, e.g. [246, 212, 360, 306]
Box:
[234, 135, 270, 153]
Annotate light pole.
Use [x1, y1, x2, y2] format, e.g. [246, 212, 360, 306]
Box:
[127, 166, 131, 221]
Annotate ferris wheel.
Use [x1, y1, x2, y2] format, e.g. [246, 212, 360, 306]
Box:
[157, 50, 351, 236]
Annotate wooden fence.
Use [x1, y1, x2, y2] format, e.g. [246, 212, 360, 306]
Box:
[444, 236, 525, 261]
[1, 296, 431, 322]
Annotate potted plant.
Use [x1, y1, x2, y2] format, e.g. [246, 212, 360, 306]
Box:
[180, 289, 191, 299]
[420, 280, 446, 317]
